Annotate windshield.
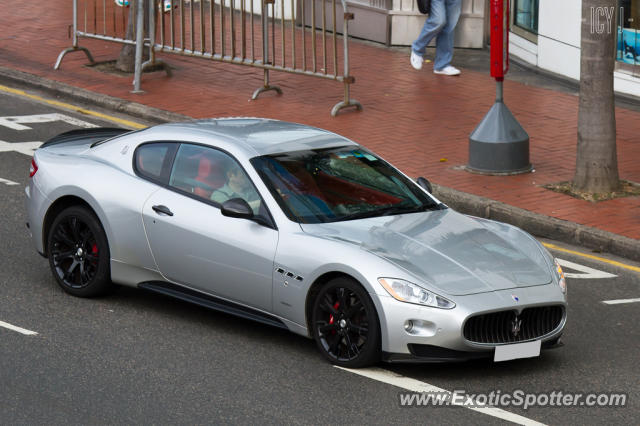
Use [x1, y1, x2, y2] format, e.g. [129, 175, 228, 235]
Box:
[251, 147, 440, 224]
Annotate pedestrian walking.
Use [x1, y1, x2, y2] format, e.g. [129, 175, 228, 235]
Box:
[410, 0, 462, 76]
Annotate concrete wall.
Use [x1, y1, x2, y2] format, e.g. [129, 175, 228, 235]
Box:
[303, 0, 486, 47]
[389, 0, 486, 47]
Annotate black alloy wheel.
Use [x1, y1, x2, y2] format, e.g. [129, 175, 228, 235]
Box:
[312, 277, 380, 367]
[47, 206, 112, 297]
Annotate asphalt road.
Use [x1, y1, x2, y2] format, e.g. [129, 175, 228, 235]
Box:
[0, 87, 638, 425]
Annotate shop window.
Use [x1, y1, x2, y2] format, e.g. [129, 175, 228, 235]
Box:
[617, 0, 640, 69]
[514, 0, 539, 34]
[510, 0, 539, 43]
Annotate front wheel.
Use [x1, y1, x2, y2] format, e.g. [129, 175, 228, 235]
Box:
[312, 277, 381, 368]
[47, 205, 112, 297]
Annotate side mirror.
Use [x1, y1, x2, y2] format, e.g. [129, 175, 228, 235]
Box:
[417, 177, 433, 194]
[221, 198, 254, 219]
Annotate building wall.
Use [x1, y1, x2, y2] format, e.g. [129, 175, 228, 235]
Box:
[389, 0, 486, 47]
[509, 0, 640, 97]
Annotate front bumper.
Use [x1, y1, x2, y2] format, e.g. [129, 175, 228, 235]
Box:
[374, 283, 567, 362]
[382, 336, 564, 363]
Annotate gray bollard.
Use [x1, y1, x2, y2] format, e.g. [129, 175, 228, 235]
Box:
[467, 81, 532, 175]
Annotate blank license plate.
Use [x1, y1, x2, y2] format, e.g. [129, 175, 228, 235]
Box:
[494, 340, 541, 362]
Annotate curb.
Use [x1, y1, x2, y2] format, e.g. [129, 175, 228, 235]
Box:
[0, 66, 190, 125]
[2, 66, 639, 262]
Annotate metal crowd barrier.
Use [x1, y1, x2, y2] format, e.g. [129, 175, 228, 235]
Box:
[55, 0, 172, 76]
[55, 0, 140, 68]
[55, 0, 361, 116]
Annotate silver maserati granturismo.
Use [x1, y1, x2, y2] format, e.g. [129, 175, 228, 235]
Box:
[25, 118, 567, 367]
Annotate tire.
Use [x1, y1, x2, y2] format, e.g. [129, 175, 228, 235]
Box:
[47, 205, 113, 297]
[312, 277, 381, 368]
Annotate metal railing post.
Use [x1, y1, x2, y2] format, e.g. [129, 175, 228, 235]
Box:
[330, 0, 361, 116]
[149, 0, 156, 62]
[263, 0, 269, 65]
[54, 0, 95, 69]
[251, 0, 282, 100]
[73, 0, 79, 47]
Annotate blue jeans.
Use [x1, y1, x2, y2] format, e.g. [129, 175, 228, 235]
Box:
[411, 0, 462, 70]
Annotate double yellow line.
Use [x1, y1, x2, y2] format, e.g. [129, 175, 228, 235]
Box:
[0, 84, 146, 129]
[543, 242, 640, 273]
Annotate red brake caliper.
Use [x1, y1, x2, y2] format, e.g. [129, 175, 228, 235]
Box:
[91, 244, 98, 263]
[329, 302, 340, 335]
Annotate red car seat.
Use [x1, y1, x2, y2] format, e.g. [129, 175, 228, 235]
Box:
[194, 155, 224, 198]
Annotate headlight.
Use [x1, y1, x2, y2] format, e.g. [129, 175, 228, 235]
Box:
[378, 278, 455, 309]
[553, 259, 567, 294]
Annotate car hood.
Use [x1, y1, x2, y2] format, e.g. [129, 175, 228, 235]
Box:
[300, 209, 552, 296]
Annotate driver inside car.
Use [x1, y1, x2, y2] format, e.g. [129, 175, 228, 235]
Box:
[210, 164, 261, 214]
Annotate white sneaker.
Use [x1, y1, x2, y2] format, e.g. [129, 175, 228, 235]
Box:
[433, 65, 461, 76]
[410, 51, 423, 70]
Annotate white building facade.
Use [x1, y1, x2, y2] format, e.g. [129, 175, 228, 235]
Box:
[338, 0, 640, 97]
[509, 0, 640, 97]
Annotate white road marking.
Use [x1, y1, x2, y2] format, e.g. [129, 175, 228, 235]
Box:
[336, 367, 546, 426]
[0, 320, 38, 335]
[0, 177, 19, 185]
[602, 298, 640, 305]
[0, 140, 43, 156]
[0, 113, 98, 131]
[556, 258, 617, 279]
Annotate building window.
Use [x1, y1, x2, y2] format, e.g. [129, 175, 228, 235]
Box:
[617, 0, 639, 68]
[514, 0, 539, 34]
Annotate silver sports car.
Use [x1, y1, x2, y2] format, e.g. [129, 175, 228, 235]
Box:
[25, 118, 567, 367]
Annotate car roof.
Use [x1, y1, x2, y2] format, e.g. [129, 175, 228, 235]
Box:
[142, 118, 358, 156]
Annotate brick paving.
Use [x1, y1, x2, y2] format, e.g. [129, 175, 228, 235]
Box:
[1, 0, 639, 239]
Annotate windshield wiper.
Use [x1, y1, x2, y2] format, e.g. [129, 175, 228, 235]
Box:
[400, 202, 445, 213]
[338, 203, 440, 222]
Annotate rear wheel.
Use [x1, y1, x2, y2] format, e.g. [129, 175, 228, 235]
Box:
[47, 206, 112, 297]
[312, 277, 381, 368]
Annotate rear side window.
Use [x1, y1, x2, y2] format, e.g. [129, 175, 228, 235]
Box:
[134, 143, 174, 182]
[167, 144, 263, 215]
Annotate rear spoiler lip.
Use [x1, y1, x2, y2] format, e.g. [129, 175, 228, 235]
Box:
[39, 127, 130, 149]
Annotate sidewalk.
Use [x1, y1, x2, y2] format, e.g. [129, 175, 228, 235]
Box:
[1, 2, 639, 250]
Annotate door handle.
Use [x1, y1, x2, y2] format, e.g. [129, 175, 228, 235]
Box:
[152, 205, 174, 216]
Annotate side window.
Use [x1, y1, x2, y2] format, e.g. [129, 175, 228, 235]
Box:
[168, 144, 262, 215]
[134, 143, 173, 182]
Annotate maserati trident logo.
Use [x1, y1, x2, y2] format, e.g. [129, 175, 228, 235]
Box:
[511, 315, 522, 337]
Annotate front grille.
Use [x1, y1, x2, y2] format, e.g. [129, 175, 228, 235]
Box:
[463, 305, 564, 344]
